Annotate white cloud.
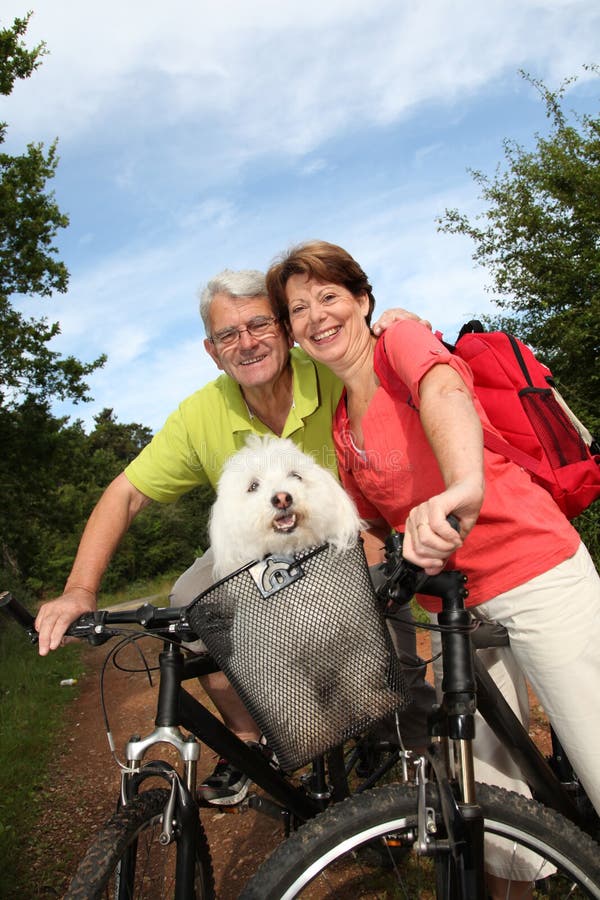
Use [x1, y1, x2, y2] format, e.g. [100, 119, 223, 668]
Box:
[4, 0, 597, 432]
[299, 158, 329, 177]
[5, 0, 598, 164]
[77, 336, 215, 433]
[47, 176, 492, 431]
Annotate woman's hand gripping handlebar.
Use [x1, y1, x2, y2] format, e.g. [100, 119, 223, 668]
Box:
[376, 515, 468, 611]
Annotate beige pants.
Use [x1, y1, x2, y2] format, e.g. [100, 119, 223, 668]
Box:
[430, 541, 600, 879]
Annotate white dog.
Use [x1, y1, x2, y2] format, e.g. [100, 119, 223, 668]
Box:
[199, 435, 406, 770]
[209, 434, 362, 578]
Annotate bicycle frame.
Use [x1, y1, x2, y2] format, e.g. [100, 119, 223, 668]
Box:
[4, 554, 594, 899]
[123, 640, 321, 824]
[110, 640, 322, 899]
[416, 568, 487, 899]
[381, 559, 592, 898]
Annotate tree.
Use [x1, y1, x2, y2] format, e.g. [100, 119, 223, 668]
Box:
[0, 12, 104, 407]
[438, 67, 599, 436]
[0, 402, 212, 596]
[438, 67, 600, 557]
[0, 10, 44, 95]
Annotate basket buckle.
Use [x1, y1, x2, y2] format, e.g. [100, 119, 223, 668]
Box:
[247, 555, 305, 598]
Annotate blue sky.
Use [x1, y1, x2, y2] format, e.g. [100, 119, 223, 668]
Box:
[4, 0, 599, 432]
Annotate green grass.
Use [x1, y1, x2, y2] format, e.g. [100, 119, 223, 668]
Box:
[411, 597, 430, 625]
[97, 569, 178, 609]
[0, 572, 177, 896]
[0, 620, 84, 894]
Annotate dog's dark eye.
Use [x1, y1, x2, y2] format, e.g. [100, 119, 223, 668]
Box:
[289, 471, 302, 481]
[247, 480, 259, 493]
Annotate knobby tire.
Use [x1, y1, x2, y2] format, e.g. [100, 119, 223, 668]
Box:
[240, 781, 600, 899]
[64, 788, 215, 900]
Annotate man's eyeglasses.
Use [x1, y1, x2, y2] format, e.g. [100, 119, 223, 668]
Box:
[209, 316, 280, 347]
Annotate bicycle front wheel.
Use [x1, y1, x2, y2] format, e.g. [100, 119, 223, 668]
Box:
[240, 781, 600, 899]
[64, 788, 215, 900]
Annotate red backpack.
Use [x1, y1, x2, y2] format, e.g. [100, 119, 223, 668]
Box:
[449, 321, 600, 520]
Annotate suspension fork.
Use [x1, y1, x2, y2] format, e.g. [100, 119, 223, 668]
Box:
[115, 641, 202, 898]
[118, 763, 201, 900]
[121, 641, 200, 805]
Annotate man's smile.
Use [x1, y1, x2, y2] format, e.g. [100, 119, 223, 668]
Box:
[239, 354, 268, 366]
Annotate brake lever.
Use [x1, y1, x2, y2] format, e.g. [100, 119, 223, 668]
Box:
[65, 611, 114, 646]
[377, 515, 462, 610]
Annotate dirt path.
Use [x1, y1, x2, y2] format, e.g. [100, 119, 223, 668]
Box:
[23, 631, 550, 898]
[24, 637, 284, 898]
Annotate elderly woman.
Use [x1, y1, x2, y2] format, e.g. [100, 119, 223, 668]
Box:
[266, 240, 600, 898]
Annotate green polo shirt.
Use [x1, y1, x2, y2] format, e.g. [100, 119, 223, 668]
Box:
[124, 348, 343, 503]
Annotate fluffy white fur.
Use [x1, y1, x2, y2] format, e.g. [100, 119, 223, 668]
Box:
[209, 434, 362, 578]
[204, 436, 402, 768]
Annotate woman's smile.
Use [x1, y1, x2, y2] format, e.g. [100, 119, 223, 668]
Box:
[311, 325, 342, 343]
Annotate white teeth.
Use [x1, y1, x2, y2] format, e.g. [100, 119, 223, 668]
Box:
[240, 356, 265, 365]
[313, 327, 339, 342]
[272, 513, 297, 532]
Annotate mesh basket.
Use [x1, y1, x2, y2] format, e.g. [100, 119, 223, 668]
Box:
[187, 541, 410, 772]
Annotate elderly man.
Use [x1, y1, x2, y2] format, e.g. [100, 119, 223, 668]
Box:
[35, 269, 435, 804]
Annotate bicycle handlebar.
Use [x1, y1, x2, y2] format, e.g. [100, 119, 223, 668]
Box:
[0, 591, 197, 646]
[377, 515, 468, 609]
[2, 516, 468, 646]
[0, 590, 39, 642]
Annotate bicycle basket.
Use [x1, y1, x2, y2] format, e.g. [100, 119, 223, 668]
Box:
[187, 541, 410, 772]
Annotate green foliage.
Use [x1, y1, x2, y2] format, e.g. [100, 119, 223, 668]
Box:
[438, 67, 600, 437]
[572, 504, 600, 568]
[0, 403, 212, 597]
[0, 13, 105, 406]
[0, 15, 211, 607]
[0, 12, 46, 97]
[0, 139, 68, 297]
[101, 481, 213, 593]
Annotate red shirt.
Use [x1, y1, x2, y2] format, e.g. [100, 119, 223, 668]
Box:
[333, 321, 580, 611]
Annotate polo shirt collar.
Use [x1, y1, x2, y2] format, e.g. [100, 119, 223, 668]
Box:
[222, 376, 256, 434]
[282, 349, 319, 438]
[222, 349, 319, 437]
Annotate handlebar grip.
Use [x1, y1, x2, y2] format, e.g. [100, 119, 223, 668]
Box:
[379, 513, 466, 607]
[446, 513, 460, 534]
[0, 591, 39, 643]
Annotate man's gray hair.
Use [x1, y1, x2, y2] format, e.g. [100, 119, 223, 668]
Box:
[199, 269, 268, 334]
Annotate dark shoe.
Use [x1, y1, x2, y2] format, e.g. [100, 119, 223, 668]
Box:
[198, 755, 251, 806]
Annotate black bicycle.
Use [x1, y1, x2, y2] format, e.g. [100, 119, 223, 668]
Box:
[239, 535, 600, 899]
[0, 542, 411, 899]
[4, 537, 600, 898]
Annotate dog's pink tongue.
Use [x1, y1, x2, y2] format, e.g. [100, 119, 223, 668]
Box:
[276, 514, 295, 529]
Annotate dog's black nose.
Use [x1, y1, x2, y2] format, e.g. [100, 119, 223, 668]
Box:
[271, 492, 292, 510]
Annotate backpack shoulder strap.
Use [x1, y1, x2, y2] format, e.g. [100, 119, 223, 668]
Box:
[480, 426, 542, 473]
[506, 333, 534, 387]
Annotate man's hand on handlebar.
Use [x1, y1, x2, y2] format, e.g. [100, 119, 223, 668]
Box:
[34, 588, 97, 656]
